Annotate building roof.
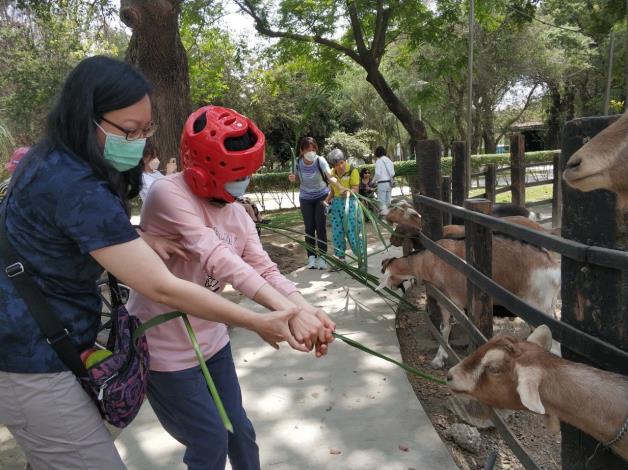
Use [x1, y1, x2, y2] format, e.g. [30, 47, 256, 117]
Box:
[510, 121, 545, 131]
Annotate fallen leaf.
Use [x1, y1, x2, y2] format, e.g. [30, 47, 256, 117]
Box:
[330, 448, 342, 455]
[398, 444, 409, 452]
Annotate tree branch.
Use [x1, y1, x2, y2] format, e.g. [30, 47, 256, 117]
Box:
[234, 0, 361, 62]
[496, 83, 540, 143]
[346, 1, 369, 61]
[371, 1, 390, 63]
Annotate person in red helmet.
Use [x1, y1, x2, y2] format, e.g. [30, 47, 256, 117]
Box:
[127, 105, 335, 470]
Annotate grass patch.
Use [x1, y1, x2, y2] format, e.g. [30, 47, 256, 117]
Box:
[263, 207, 303, 227]
[469, 184, 553, 204]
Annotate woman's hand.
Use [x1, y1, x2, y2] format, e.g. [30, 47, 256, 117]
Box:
[137, 230, 190, 261]
[288, 173, 297, 183]
[289, 306, 335, 357]
[255, 308, 309, 351]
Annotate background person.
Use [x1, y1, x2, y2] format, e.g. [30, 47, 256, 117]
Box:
[288, 137, 341, 270]
[0, 56, 300, 470]
[372, 145, 395, 211]
[324, 149, 364, 268]
[128, 105, 334, 470]
[139, 140, 177, 202]
[358, 167, 375, 199]
[0, 146, 29, 203]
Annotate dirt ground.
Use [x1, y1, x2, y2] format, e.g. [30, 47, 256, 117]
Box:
[261, 220, 562, 470]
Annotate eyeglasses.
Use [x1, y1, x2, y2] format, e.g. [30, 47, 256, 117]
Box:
[99, 116, 157, 141]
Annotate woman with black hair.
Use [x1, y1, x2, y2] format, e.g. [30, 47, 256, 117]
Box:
[0, 56, 304, 469]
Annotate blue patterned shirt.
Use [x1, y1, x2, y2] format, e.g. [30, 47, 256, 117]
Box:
[0, 149, 138, 373]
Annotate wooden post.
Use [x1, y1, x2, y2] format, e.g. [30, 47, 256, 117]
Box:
[510, 133, 526, 207]
[414, 140, 444, 343]
[463, 198, 493, 347]
[442, 176, 452, 226]
[485, 163, 497, 203]
[451, 141, 467, 206]
[463, 199, 493, 345]
[551, 152, 562, 227]
[415, 140, 443, 241]
[560, 115, 627, 470]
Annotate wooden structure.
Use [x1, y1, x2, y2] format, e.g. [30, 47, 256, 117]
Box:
[467, 134, 561, 226]
[559, 116, 627, 469]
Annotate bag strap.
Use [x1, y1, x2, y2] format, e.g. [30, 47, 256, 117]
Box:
[316, 157, 329, 185]
[0, 202, 88, 378]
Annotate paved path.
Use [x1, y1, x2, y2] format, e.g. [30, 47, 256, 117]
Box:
[0, 245, 457, 470]
[115, 245, 457, 469]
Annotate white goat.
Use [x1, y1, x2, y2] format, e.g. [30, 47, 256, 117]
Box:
[563, 111, 628, 208]
[447, 325, 628, 462]
[378, 235, 560, 369]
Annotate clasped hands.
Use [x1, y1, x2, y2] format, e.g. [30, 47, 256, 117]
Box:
[287, 306, 335, 358]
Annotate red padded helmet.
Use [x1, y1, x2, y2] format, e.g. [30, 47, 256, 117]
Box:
[181, 106, 265, 202]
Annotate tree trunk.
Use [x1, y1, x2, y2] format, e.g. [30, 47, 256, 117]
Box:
[481, 108, 496, 154]
[545, 83, 562, 150]
[120, 0, 191, 168]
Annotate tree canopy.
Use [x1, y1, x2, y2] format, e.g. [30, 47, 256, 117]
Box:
[0, 0, 626, 171]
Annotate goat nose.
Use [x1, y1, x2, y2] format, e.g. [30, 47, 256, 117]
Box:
[565, 156, 581, 170]
[446, 372, 453, 382]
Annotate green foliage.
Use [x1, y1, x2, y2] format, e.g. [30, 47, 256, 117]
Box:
[323, 131, 371, 160]
[0, 119, 15, 179]
[0, 2, 128, 142]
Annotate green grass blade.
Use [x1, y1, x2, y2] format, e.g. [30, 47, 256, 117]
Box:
[333, 332, 445, 385]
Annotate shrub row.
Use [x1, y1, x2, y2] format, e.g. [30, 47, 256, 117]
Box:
[248, 150, 560, 193]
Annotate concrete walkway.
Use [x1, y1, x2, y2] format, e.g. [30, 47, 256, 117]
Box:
[115, 245, 457, 469]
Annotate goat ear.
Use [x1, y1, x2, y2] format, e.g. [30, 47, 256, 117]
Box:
[515, 366, 546, 414]
[381, 258, 393, 273]
[527, 325, 552, 351]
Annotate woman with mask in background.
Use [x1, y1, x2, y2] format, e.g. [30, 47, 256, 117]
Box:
[288, 137, 343, 270]
[0, 56, 307, 469]
[128, 106, 335, 470]
[139, 140, 177, 202]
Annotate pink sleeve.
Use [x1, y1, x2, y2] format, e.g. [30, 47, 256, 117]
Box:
[142, 179, 269, 299]
[239, 208, 298, 297]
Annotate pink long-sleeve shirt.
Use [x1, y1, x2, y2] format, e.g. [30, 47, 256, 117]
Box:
[127, 173, 297, 372]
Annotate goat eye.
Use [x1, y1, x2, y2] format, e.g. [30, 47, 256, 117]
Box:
[487, 365, 502, 374]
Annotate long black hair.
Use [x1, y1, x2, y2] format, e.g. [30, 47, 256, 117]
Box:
[12, 56, 152, 212]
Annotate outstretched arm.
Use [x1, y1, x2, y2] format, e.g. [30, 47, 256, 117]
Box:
[91, 238, 298, 350]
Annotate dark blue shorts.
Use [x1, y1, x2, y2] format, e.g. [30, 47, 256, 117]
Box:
[147, 343, 259, 470]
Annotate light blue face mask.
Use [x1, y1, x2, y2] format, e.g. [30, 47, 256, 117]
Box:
[95, 122, 146, 172]
[224, 177, 251, 199]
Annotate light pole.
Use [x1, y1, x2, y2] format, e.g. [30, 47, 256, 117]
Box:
[415, 79, 429, 129]
[466, 0, 475, 197]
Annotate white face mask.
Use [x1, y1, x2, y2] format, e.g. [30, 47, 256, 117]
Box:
[224, 177, 251, 199]
[148, 158, 160, 171]
[303, 151, 316, 163]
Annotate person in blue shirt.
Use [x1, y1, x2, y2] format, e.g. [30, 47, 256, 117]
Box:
[0, 56, 329, 470]
[288, 137, 344, 270]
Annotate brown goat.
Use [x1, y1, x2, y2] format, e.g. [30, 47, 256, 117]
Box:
[447, 326, 628, 461]
[563, 112, 628, 208]
[385, 200, 551, 254]
[379, 236, 560, 368]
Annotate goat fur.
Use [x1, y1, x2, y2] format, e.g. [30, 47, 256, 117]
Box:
[379, 236, 560, 368]
[447, 326, 628, 461]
